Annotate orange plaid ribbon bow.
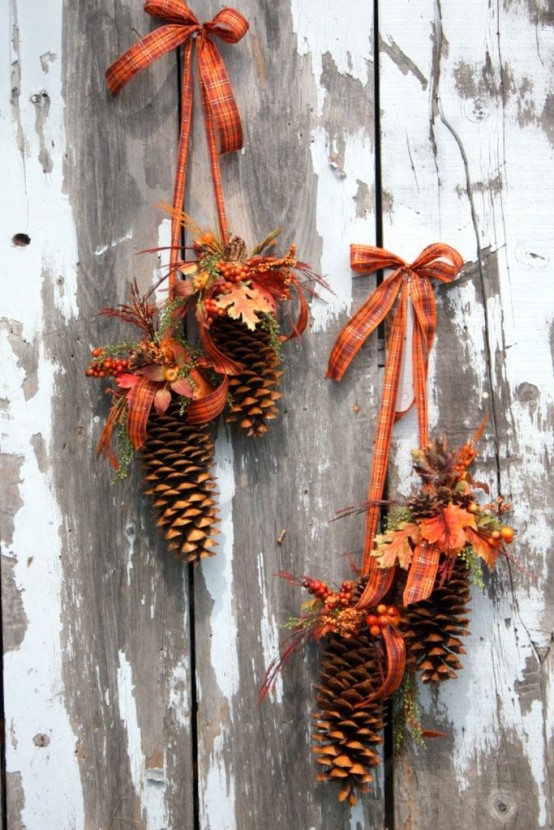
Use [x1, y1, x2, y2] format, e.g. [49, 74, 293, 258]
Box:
[327, 243, 463, 608]
[106, 1, 249, 286]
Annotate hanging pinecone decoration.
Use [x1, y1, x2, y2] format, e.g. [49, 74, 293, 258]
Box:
[210, 316, 283, 437]
[401, 558, 471, 683]
[312, 630, 386, 805]
[141, 402, 219, 565]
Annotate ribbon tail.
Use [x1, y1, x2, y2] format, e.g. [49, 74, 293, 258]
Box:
[356, 567, 396, 610]
[126, 378, 157, 450]
[355, 625, 406, 706]
[198, 323, 243, 376]
[187, 375, 229, 424]
[361, 283, 408, 571]
[402, 542, 440, 605]
[169, 39, 194, 282]
[198, 55, 228, 240]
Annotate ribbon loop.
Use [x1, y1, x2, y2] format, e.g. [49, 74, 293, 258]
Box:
[327, 242, 463, 606]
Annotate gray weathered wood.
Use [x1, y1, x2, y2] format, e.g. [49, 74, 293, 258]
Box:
[2, 0, 553, 827]
[2, 1, 194, 827]
[379, 1, 554, 827]
[189, 2, 383, 827]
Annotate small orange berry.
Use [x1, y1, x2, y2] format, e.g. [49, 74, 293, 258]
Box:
[500, 527, 515, 543]
[491, 530, 501, 540]
[370, 625, 381, 637]
[164, 367, 179, 383]
[376, 604, 387, 615]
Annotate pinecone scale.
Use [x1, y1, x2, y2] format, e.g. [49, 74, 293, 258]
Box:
[211, 316, 283, 437]
[312, 631, 386, 805]
[141, 403, 219, 564]
[402, 559, 471, 683]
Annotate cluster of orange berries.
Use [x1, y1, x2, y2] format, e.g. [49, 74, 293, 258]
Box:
[365, 604, 401, 637]
[303, 577, 354, 608]
[217, 260, 250, 285]
[491, 525, 515, 544]
[466, 503, 515, 544]
[454, 442, 478, 474]
[203, 297, 227, 325]
[255, 245, 297, 274]
[85, 348, 130, 378]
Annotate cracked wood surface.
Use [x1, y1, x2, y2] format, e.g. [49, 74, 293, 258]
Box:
[380, 2, 554, 828]
[1, 0, 552, 828]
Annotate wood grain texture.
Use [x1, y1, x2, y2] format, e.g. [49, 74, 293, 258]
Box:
[189, 2, 382, 827]
[2, 0, 194, 827]
[2, 0, 552, 827]
[378, 1, 554, 827]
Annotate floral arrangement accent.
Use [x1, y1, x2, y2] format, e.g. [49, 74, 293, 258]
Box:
[94, 2, 323, 563]
[86, 282, 227, 473]
[262, 428, 515, 803]
[262, 242, 517, 805]
[163, 210, 323, 437]
[87, 219, 322, 561]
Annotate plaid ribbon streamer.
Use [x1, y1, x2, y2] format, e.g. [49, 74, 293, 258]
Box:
[106, 1, 249, 288]
[327, 243, 463, 609]
[403, 542, 440, 606]
[356, 623, 406, 706]
[187, 374, 229, 423]
[126, 377, 158, 450]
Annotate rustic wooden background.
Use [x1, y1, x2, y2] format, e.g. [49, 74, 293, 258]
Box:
[2, 0, 553, 828]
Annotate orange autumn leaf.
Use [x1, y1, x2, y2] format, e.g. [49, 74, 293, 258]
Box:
[215, 283, 273, 330]
[372, 523, 421, 569]
[419, 502, 476, 554]
[466, 527, 500, 569]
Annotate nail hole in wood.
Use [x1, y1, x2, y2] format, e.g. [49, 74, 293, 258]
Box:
[12, 233, 31, 247]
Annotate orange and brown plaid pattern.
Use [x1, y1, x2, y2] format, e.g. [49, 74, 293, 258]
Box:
[126, 378, 158, 450]
[187, 375, 229, 424]
[403, 541, 440, 607]
[327, 243, 463, 607]
[105, 1, 249, 284]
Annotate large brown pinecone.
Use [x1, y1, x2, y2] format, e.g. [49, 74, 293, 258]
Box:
[210, 316, 283, 437]
[401, 558, 471, 683]
[312, 631, 386, 805]
[141, 403, 219, 565]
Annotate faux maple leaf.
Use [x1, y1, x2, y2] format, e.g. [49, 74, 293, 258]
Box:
[372, 523, 421, 569]
[419, 502, 476, 554]
[466, 527, 500, 569]
[215, 284, 274, 330]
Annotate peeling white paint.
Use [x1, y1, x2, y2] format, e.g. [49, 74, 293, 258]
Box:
[153, 217, 172, 303]
[94, 229, 133, 256]
[309, 127, 376, 331]
[117, 650, 169, 830]
[200, 732, 237, 830]
[1, 337, 85, 828]
[1, 2, 86, 825]
[291, 0, 372, 113]
[201, 425, 240, 698]
[256, 551, 283, 703]
[3, 0, 79, 328]
[380, 0, 554, 822]
[168, 657, 192, 729]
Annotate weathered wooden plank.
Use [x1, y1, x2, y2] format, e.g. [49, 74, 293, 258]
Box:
[1, 1, 195, 827]
[379, 0, 554, 827]
[188, 1, 384, 827]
